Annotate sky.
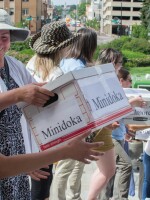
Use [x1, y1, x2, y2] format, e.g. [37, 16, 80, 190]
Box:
[52, 0, 79, 5]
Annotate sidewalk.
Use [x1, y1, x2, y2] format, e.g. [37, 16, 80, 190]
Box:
[81, 161, 140, 200]
[51, 160, 141, 200]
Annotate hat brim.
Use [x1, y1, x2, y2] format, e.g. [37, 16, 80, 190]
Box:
[30, 31, 80, 54]
[0, 23, 30, 42]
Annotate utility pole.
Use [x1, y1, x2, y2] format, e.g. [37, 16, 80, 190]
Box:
[20, 0, 22, 22]
[99, 0, 101, 35]
[120, 0, 123, 36]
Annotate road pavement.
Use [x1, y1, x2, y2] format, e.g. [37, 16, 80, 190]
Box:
[68, 25, 117, 45]
[51, 161, 140, 200]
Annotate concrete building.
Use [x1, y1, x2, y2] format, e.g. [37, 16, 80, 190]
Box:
[86, 0, 102, 20]
[0, 0, 45, 33]
[102, 0, 143, 35]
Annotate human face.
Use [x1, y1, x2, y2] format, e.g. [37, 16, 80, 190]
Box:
[0, 30, 11, 58]
[120, 75, 132, 88]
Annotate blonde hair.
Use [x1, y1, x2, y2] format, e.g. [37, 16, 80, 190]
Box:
[34, 50, 63, 81]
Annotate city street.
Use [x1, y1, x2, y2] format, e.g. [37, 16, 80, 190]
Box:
[68, 25, 117, 45]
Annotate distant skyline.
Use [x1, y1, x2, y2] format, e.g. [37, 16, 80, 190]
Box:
[52, 0, 79, 5]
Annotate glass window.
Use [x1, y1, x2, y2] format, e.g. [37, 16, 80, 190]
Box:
[113, 7, 130, 11]
[22, 8, 29, 15]
[9, 8, 14, 15]
[133, 7, 141, 11]
[133, 16, 140, 20]
[22, 0, 29, 2]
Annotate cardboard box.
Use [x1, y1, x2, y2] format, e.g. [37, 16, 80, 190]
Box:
[124, 88, 150, 125]
[23, 63, 132, 151]
[135, 128, 150, 140]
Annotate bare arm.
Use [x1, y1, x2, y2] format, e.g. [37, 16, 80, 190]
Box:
[0, 83, 54, 111]
[0, 131, 104, 179]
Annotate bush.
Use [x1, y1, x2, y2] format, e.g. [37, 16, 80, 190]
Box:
[10, 38, 31, 51]
[124, 57, 150, 69]
[131, 24, 149, 39]
[7, 49, 34, 64]
[122, 50, 147, 59]
[122, 38, 150, 54]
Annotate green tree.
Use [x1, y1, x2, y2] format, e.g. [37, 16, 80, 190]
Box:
[77, 3, 86, 18]
[140, 0, 150, 28]
[132, 24, 148, 39]
[69, 5, 76, 12]
[86, 18, 100, 31]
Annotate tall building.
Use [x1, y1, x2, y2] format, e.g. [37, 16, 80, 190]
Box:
[102, 0, 143, 35]
[0, 0, 43, 33]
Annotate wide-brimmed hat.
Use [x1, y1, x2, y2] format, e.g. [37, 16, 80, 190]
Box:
[0, 9, 30, 42]
[30, 21, 80, 54]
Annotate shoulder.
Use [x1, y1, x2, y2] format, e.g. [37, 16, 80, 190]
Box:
[5, 55, 35, 85]
[26, 55, 36, 76]
[60, 58, 85, 74]
[48, 67, 63, 82]
[5, 55, 24, 67]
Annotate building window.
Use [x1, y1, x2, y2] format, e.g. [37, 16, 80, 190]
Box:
[133, 16, 140, 20]
[22, 8, 29, 16]
[22, 0, 29, 2]
[133, 0, 143, 2]
[113, 7, 130, 11]
[9, 8, 14, 15]
[133, 7, 141, 11]
[10, 0, 14, 1]
[112, 16, 130, 20]
[113, 0, 131, 2]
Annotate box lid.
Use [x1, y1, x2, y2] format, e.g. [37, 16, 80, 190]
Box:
[44, 63, 115, 91]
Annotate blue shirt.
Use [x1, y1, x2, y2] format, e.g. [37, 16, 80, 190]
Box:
[60, 58, 86, 74]
[112, 119, 126, 141]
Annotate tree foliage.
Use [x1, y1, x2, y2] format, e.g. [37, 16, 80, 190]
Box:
[140, 0, 150, 28]
[77, 3, 86, 17]
[131, 24, 149, 39]
[86, 18, 100, 31]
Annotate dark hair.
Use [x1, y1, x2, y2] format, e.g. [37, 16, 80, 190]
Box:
[98, 48, 122, 65]
[66, 28, 97, 63]
[117, 68, 130, 80]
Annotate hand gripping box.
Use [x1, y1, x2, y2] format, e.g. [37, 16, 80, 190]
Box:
[124, 88, 150, 125]
[23, 63, 132, 151]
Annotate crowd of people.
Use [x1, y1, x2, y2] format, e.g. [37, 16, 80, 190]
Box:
[0, 8, 150, 200]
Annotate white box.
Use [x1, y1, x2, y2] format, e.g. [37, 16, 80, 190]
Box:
[135, 128, 150, 140]
[23, 63, 132, 151]
[124, 88, 150, 125]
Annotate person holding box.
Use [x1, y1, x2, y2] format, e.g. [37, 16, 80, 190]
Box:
[27, 23, 105, 200]
[0, 9, 103, 200]
[98, 50, 145, 200]
[53, 27, 98, 200]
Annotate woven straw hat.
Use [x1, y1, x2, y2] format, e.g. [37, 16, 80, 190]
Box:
[30, 21, 80, 54]
[0, 9, 30, 42]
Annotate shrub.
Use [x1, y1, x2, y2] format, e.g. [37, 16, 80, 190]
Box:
[131, 24, 149, 39]
[122, 38, 150, 54]
[10, 38, 30, 51]
[122, 50, 147, 59]
[7, 49, 34, 64]
[124, 57, 150, 69]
